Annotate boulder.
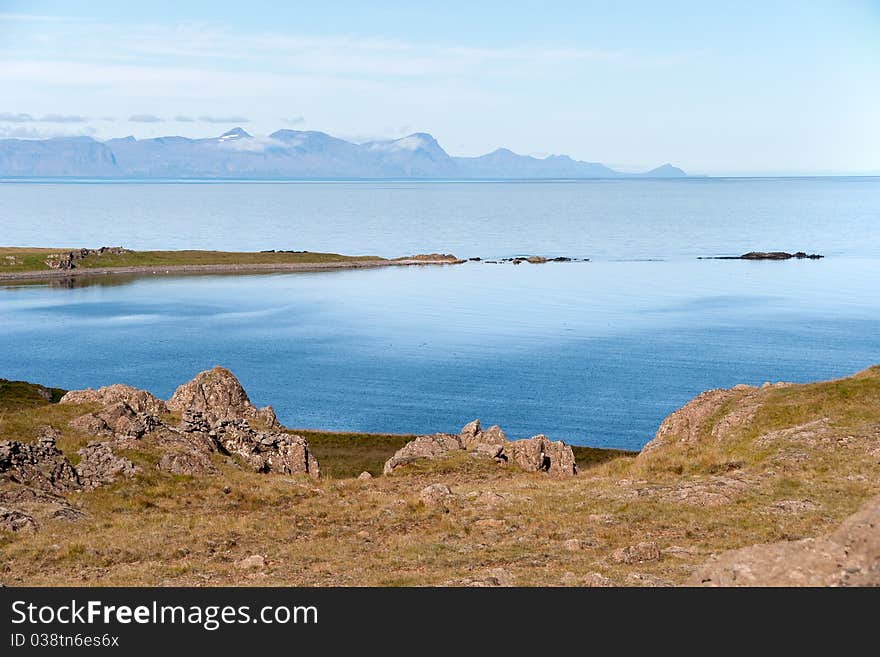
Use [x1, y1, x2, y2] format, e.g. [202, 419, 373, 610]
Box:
[60, 384, 168, 415]
[167, 366, 279, 429]
[157, 449, 219, 476]
[215, 421, 319, 478]
[610, 541, 661, 564]
[507, 435, 576, 477]
[382, 433, 462, 474]
[460, 419, 506, 451]
[357, 471, 373, 480]
[0, 433, 80, 492]
[75, 442, 137, 489]
[0, 507, 38, 533]
[419, 483, 453, 507]
[689, 495, 880, 586]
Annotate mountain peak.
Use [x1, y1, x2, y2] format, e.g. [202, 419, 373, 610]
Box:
[644, 163, 687, 177]
[219, 127, 251, 140]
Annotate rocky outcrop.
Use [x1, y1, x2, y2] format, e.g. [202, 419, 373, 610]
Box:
[214, 420, 319, 478]
[61, 369, 319, 479]
[0, 430, 79, 492]
[157, 448, 218, 476]
[419, 483, 453, 507]
[689, 495, 880, 586]
[69, 401, 162, 440]
[610, 541, 661, 564]
[383, 420, 577, 477]
[75, 442, 137, 490]
[383, 433, 462, 475]
[507, 434, 577, 477]
[167, 366, 279, 429]
[60, 383, 168, 415]
[44, 246, 130, 270]
[0, 507, 38, 533]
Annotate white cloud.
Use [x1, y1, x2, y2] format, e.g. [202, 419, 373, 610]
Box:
[129, 114, 164, 122]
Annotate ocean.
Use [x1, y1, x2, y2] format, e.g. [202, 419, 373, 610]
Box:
[1, 177, 879, 449]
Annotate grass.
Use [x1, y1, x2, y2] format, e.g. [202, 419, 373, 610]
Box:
[0, 247, 386, 274]
[0, 366, 878, 586]
[0, 378, 67, 410]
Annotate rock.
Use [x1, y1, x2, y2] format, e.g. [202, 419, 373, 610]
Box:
[562, 538, 589, 552]
[460, 419, 482, 449]
[610, 541, 661, 564]
[44, 247, 130, 270]
[473, 518, 505, 528]
[525, 255, 547, 263]
[68, 413, 111, 436]
[689, 495, 880, 586]
[235, 554, 266, 570]
[626, 573, 673, 587]
[419, 483, 453, 507]
[0, 507, 37, 533]
[0, 434, 80, 492]
[215, 422, 319, 478]
[583, 572, 614, 587]
[507, 435, 576, 477]
[0, 484, 85, 525]
[167, 366, 280, 429]
[60, 384, 168, 415]
[561, 572, 579, 586]
[737, 251, 823, 260]
[461, 567, 514, 587]
[357, 471, 373, 480]
[75, 442, 137, 489]
[382, 433, 462, 474]
[157, 449, 219, 476]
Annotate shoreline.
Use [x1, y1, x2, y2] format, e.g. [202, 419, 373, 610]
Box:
[0, 256, 461, 283]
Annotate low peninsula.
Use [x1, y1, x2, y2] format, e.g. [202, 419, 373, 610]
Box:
[0, 246, 461, 282]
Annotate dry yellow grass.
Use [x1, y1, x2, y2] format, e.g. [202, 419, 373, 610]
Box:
[1, 367, 878, 586]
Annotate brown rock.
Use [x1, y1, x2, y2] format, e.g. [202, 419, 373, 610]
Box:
[610, 541, 661, 564]
[357, 471, 373, 480]
[157, 449, 219, 476]
[235, 554, 266, 570]
[60, 384, 168, 415]
[382, 433, 462, 474]
[583, 572, 614, 587]
[0, 507, 37, 533]
[167, 366, 280, 429]
[75, 442, 137, 489]
[0, 434, 80, 492]
[216, 422, 319, 478]
[460, 419, 506, 451]
[419, 483, 453, 507]
[507, 435, 576, 477]
[689, 494, 880, 586]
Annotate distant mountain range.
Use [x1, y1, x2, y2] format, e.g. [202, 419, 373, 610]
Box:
[0, 128, 687, 179]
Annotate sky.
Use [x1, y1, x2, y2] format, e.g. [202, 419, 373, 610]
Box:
[0, 0, 878, 175]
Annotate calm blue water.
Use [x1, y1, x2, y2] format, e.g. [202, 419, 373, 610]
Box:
[1, 178, 879, 449]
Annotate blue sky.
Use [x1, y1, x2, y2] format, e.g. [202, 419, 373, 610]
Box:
[1, 0, 878, 174]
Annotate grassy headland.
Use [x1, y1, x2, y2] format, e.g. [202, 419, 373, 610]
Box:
[1, 367, 878, 586]
[0, 247, 460, 281]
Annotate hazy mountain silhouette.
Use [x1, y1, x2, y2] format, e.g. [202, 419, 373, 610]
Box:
[0, 128, 688, 179]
